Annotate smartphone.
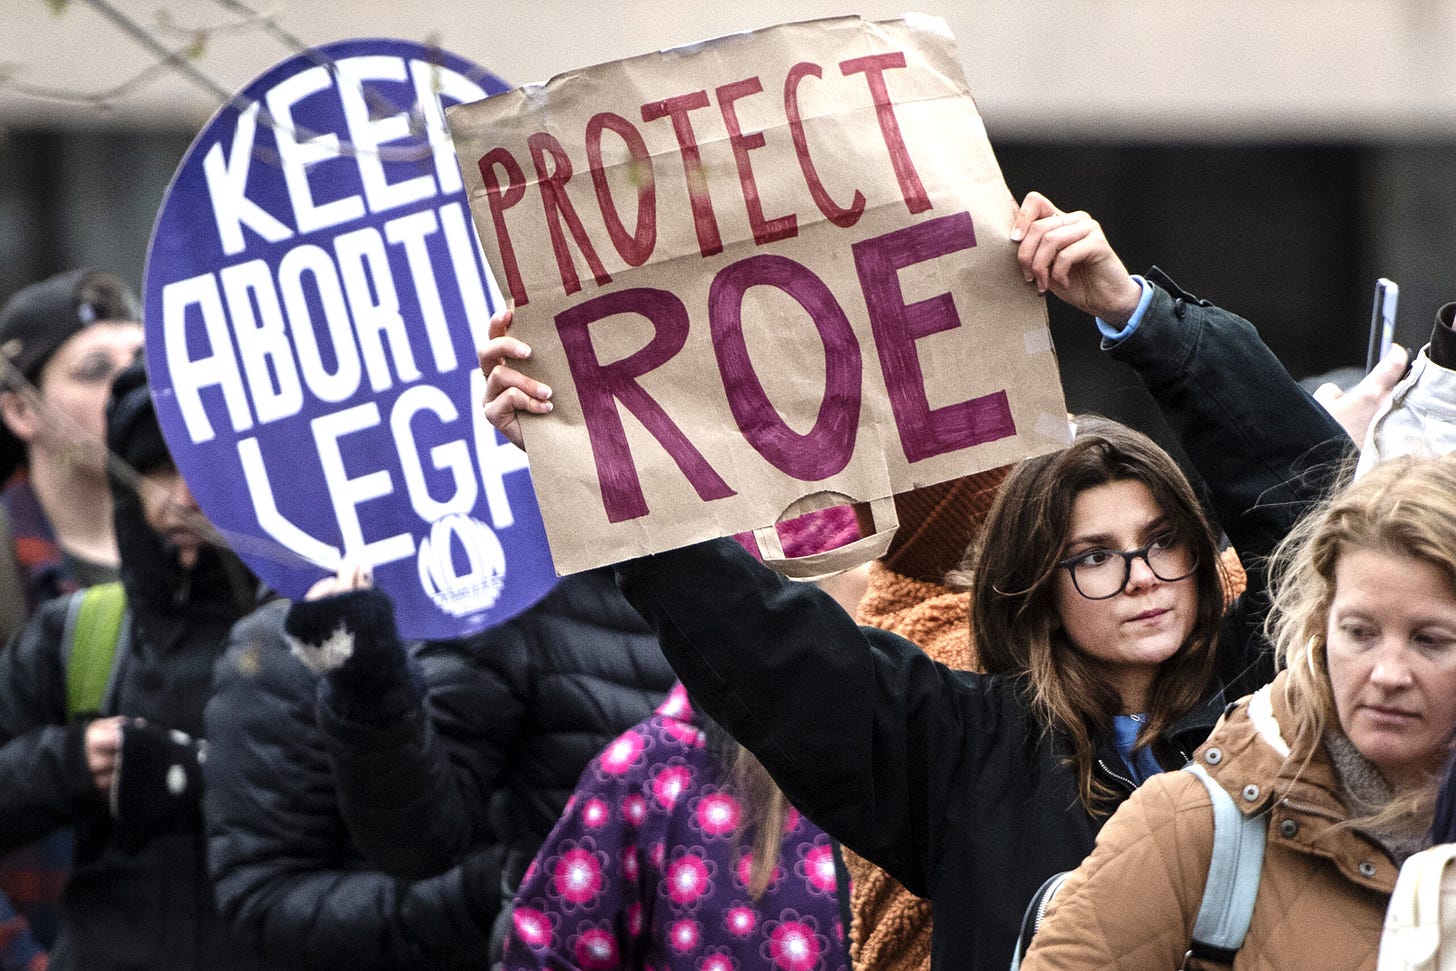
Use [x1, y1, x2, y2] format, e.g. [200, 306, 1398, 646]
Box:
[1366, 278, 1399, 373]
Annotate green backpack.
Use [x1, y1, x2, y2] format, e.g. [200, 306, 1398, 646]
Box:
[60, 581, 129, 722]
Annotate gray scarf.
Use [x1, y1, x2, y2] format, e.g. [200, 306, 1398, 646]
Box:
[1324, 730, 1431, 865]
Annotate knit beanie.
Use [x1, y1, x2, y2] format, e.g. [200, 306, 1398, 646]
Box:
[105, 358, 170, 475]
[882, 465, 1012, 583]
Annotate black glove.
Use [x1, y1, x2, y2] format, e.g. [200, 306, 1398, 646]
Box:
[110, 721, 205, 853]
[286, 587, 417, 722]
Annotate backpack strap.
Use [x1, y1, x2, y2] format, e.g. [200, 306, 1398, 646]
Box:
[1010, 869, 1070, 971]
[1184, 762, 1268, 966]
[1008, 763, 1268, 971]
[62, 581, 128, 722]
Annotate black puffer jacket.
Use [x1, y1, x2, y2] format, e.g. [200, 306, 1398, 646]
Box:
[0, 362, 266, 970]
[203, 599, 502, 969]
[315, 567, 676, 939]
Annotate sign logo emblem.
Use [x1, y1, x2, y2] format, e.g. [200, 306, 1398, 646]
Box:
[418, 513, 507, 617]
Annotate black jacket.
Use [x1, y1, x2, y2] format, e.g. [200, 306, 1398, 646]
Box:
[0, 419, 263, 967]
[203, 599, 501, 969]
[315, 567, 678, 932]
[613, 273, 1351, 971]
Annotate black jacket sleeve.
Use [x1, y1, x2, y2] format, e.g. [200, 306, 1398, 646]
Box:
[315, 569, 676, 898]
[203, 602, 499, 970]
[1108, 269, 1350, 563]
[616, 537, 1009, 898]
[0, 595, 105, 850]
[313, 606, 527, 879]
[1108, 270, 1352, 693]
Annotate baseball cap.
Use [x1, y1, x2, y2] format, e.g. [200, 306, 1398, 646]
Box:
[0, 268, 141, 482]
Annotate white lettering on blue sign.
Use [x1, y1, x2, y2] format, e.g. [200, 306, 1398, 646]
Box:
[202, 103, 295, 257]
[145, 39, 557, 640]
[221, 260, 304, 424]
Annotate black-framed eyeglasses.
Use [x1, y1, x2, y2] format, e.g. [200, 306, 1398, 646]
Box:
[1056, 534, 1197, 600]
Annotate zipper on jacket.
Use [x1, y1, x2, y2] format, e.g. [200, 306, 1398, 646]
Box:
[1034, 877, 1062, 930]
[1096, 758, 1137, 792]
[1279, 797, 1344, 823]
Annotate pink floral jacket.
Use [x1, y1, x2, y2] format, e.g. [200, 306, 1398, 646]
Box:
[503, 683, 849, 971]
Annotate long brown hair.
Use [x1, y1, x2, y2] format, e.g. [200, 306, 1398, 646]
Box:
[949, 415, 1227, 812]
[1270, 453, 1456, 829]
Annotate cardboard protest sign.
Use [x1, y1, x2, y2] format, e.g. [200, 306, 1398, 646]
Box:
[451, 15, 1070, 575]
[144, 38, 560, 640]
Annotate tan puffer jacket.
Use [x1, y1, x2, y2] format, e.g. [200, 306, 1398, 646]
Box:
[1023, 671, 1400, 971]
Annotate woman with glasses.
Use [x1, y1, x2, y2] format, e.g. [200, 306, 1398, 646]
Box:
[1022, 452, 1456, 971]
[477, 193, 1350, 971]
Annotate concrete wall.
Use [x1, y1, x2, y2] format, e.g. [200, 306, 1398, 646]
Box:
[6, 0, 1456, 137]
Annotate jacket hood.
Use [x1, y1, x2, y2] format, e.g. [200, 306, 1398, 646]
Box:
[1243, 680, 1294, 760]
[1197, 673, 1321, 811]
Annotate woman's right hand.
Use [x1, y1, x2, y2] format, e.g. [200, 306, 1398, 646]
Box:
[477, 306, 552, 450]
[304, 557, 373, 600]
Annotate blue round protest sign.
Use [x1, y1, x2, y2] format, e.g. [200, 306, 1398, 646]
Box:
[144, 38, 557, 640]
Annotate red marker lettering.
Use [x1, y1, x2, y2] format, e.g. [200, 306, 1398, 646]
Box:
[783, 62, 865, 229]
[477, 147, 530, 306]
[528, 132, 613, 296]
[555, 289, 735, 522]
[853, 212, 1013, 460]
[708, 254, 860, 479]
[585, 112, 657, 267]
[641, 91, 723, 258]
[715, 77, 797, 246]
[840, 52, 931, 215]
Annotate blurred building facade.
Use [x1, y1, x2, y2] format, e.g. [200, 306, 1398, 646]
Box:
[3, 0, 1453, 430]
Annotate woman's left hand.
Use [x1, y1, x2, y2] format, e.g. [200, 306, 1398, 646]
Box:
[1011, 191, 1144, 325]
